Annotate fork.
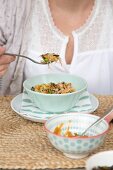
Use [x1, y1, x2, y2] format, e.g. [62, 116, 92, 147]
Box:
[4, 53, 52, 65]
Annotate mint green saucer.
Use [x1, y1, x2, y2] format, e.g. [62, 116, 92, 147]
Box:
[11, 93, 99, 123]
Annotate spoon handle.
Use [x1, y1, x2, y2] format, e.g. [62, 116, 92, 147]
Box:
[81, 105, 113, 136]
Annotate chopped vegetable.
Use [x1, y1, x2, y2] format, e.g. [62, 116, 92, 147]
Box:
[31, 82, 75, 94]
[41, 53, 60, 64]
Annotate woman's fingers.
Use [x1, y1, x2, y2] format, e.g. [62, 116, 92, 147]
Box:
[0, 64, 9, 77]
[0, 46, 5, 55]
[0, 56, 15, 77]
[0, 46, 15, 77]
[0, 69, 8, 77]
[0, 55, 15, 65]
[0, 64, 9, 72]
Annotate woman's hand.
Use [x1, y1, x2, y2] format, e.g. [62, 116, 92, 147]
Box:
[0, 47, 15, 77]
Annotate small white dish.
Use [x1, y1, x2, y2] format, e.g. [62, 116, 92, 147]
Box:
[11, 93, 99, 123]
[86, 150, 113, 170]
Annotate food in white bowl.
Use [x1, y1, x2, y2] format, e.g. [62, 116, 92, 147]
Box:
[44, 113, 110, 159]
[23, 73, 87, 113]
[31, 82, 75, 94]
[86, 150, 113, 170]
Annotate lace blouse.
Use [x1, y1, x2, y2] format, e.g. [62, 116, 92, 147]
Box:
[24, 0, 113, 95]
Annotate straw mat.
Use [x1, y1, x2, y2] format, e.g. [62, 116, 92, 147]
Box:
[0, 95, 113, 170]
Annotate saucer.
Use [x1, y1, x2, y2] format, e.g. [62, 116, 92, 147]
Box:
[11, 93, 99, 123]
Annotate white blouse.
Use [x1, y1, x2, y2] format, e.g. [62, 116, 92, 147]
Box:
[24, 0, 113, 95]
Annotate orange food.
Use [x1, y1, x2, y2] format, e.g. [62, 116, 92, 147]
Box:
[54, 123, 64, 135]
[53, 122, 80, 137]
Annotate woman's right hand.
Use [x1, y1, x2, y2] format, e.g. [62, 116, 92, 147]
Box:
[0, 46, 15, 77]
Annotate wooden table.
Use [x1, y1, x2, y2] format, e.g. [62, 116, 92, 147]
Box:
[0, 95, 113, 170]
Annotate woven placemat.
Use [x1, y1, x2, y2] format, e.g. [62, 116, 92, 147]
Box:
[0, 95, 113, 170]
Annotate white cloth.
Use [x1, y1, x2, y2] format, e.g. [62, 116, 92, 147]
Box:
[21, 90, 92, 116]
[23, 0, 113, 95]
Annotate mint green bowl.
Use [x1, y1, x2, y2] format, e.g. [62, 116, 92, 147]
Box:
[23, 73, 87, 113]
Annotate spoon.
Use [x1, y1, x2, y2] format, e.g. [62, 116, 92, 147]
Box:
[80, 105, 113, 136]
[4, 53, 60, 65]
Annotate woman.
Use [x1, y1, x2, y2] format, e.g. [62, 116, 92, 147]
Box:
[0, 0, 113, 96]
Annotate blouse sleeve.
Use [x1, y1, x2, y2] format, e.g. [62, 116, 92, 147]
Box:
[0, 0, 32, 95]
[0, 0, 18, 49]
[0, 0, 7, 46]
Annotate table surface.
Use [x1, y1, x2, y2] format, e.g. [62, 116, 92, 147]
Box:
[0, 95, 113, 170]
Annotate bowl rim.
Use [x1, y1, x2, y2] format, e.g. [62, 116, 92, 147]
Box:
[86, 150, 113, 168]
[23, 73, 88, 96]
[44, 113, 110, 139]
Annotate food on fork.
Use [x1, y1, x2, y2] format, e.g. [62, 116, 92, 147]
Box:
[41, 53, 61, 64]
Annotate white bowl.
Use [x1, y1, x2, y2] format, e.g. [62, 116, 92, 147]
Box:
[86, 150, 113, 170]
[44, 113, 110, 159]
[23, 73, 87, 113]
